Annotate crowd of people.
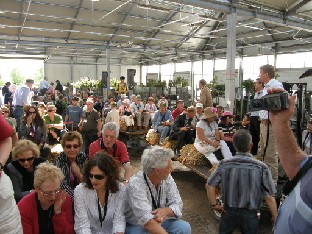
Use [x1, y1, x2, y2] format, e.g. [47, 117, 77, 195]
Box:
[0, 65, 311, 234]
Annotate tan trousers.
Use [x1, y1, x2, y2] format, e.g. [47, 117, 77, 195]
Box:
[258, 122, 278, 184]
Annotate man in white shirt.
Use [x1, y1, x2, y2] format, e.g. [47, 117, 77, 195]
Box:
[13, 79, 34, 137]
[39, 76, 49, 95]
[125, 146, 191, 234]
[258, 64, 283, 184]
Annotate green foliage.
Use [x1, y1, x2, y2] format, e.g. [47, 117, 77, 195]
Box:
[147, 79, 166, 87]
[208, 75, 225, 96]
[0, 80, 4, 86]
[172, 76, 188, 87]
[73, 77, 93, 90]
[34, 67, 44, 83]
[111, 78, 118, 88]
[10, 68, 25, 86]
[241, 79, 255, 95]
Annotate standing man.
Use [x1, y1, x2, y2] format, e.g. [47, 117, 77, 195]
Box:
[13, 79, 34, 136]
[2, 82, 12, 105]
[39, 76, 49, 95]
[125, 146, 191, 234]
[89, 122, 133, 184]
[258, 64, 283, 184]
[79, 98, 102, 155]
[55, 80, 63, 94]
[116, 76, 128, 97]
[199, 79, 213, 108]
[65, 96, 82, 131]
[249, 78, 264, 156]
[207, 129, 277, 234]
[269, 89, 312, 233]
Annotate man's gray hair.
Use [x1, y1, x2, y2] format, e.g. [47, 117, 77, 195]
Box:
[102, 122, 120, 138]
[141, 146, 174, 174]
[233, 129, 252, 153]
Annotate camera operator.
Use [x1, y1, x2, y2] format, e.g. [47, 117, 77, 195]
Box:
[269, 88, 312, 233]
[258, 64, 283, 185]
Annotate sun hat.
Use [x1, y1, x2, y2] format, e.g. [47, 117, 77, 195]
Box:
[222, 111, 233, 117]
[201, 107, 217, 119]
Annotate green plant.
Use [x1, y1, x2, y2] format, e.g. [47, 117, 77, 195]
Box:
[73, 77, 92, 90]
[241, 79, 255, 95]
[10, 68, 25, 86]
[111, 78, 118, 88]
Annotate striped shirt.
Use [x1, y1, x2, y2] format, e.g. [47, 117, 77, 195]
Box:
[208, 153, 276, 210]
[55, 152, 88, 201]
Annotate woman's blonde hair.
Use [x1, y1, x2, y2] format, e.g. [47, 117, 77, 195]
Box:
[34, 163, 64, 189]
[12, 139, 40, 161]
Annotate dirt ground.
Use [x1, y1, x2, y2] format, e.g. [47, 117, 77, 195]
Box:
[128, 144, 274, 234]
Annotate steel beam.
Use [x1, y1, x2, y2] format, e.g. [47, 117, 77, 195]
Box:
[65, 0, 84, 42]
[287, 0, 311, 16]
[168, 0, 312, 32]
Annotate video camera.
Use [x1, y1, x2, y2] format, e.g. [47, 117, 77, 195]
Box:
[250, 92, 289, 111]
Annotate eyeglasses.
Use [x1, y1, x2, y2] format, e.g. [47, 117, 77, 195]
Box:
[18, 157, 35, 163]
[65, 144, 80, 149]
[88, 173, 105, 180]
[39, 188, 62, 197]
[47, 109, 54, 112]
[2, 111, 9, 113]
[29, 111, 36, 114]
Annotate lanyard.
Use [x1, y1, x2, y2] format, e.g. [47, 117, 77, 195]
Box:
[143, 173, 161, 210]
[97, 189, 109, 228]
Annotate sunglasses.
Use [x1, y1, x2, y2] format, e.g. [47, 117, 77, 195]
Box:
[29, 111, 36, 114]
[65, 144, 80, 149]
[2, 111, 9, 113]
[47, 110, 54, 112]
[88, 173, 105, 180]
[18, 157, 35, 163]
[39, 188, 62, 197]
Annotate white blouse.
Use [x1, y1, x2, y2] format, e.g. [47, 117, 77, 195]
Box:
[74, 182, 126, 234]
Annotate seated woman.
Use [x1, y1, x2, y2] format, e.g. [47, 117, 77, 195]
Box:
[44, 105, 65, 145]
[218, 111, 236, 155]
[302, 118, 312, 154]
[151, 101, 172, 145]
[194, 107, 232, 167]
[55, 131, 88, 201]
[18, 163, 73, 234]
[20, 105, 50, 158]
[74, 152, 126, 234]
[119, 99, 135, 132]
[143, 97, 158, 130]
[6, 140, 46, 202]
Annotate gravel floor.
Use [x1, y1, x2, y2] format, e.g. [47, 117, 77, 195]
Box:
[128, 146, 274, 234]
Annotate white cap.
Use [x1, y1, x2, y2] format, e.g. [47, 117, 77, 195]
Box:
[196, 103, 203, 108]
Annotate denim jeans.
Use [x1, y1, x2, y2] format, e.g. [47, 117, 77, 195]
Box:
[13, 106, 24, 139]
[156, 125, 170, 143]
[219, 207, 259, 234]
[125, 219, 191, 234]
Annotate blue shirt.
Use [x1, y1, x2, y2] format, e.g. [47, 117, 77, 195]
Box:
[12, 85, 31, 106]
[274, 157, 312, 233]
[151, 110, 172, 129]
[66, 105, 83, 126]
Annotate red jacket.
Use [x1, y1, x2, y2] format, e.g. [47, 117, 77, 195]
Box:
[18, 191, 74, 234]
[89, 139, 130, 165]
[172, 108, 186, 121]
